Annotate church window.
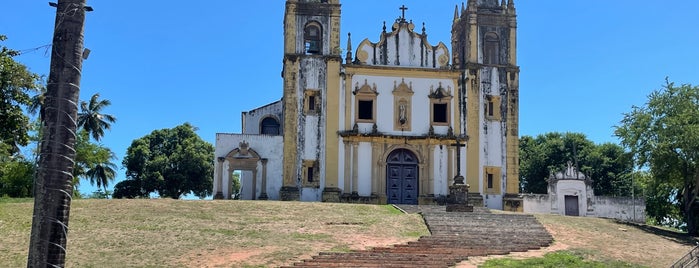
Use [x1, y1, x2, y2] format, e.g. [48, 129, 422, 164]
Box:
[485, 95, 501, 121]
[302, 160, 319, 187]
[484, 166, 501, 194]
[433, 103, 447, 123]
[428, 84, 452, 127]
[309, 96, 316, 111]
[304, 90, 321, 115]
[358, 100, 373, 120]
[304, 22, 322, 55]
[260, 117, 280, 135]
[307, 167, 314, 182]
[484, 32, 500, 65]
[354, 80, 378, 124]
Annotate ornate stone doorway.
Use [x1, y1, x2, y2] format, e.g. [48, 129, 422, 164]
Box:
[386, 149, 419, 205]
[214, 141, 268, 200]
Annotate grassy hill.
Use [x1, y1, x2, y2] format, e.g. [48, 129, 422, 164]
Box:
[0, 198, 694, 267]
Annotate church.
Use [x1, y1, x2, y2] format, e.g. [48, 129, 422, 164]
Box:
[214, 0, 521, 210]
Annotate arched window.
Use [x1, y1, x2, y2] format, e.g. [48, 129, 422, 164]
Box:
[304, 22, 322, 55]
[260, 117, 280, 135]
[484, 32, 500, 65]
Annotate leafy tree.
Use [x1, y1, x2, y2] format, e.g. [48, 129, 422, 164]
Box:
[0, 35, 42, 155]
[122, 123, 214, 199]
[231, 172, 241, 200]
[0, 156, 35, 197]
[615, 79, 699, 234]
[519, 132, 633, 196]
[85, 189, 111, 199]
[112, 179, 147, 199]
[78, 93, 116, 141]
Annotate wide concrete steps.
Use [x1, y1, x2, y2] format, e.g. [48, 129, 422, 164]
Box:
[281, 206, 553, 268]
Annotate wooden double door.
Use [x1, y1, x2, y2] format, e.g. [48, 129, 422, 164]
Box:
[386, 149, 418, 205]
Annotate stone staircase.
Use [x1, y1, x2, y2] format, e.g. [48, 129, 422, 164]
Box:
[282, 205, 553, 267]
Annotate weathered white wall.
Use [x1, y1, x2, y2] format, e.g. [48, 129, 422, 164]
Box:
[357, 142, 373, 196]
[214, 134, 283, 200]
[523, 194, 552, 214]
[303, 115, 320, 159]
[555, 180, 588, 215]
[594, 196, 646, 223]
[241, 101, 283, 135]
[432, 145, 449, 196]
[524, 193, 646, 223]
[355, 22, 449, 68]
[484, 194, 503, 209]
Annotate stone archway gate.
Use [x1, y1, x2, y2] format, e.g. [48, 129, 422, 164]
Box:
[214, 141, 269, 200]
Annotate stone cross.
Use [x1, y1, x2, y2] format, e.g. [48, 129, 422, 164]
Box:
[450, 138, 465, 184]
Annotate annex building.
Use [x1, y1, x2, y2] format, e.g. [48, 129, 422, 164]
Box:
[214, 0, 521, 210]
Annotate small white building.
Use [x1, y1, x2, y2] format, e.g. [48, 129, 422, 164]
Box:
[523, 163, 645, 223]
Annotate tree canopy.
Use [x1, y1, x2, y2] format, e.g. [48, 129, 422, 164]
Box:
[519, 132, 634, 196]
[615, 79, 699, 234]
[0, 35, 43, 155]
[120, 123, 214, 199]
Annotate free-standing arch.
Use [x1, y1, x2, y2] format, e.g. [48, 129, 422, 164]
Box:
[386, 148, 419, 205]
[214, 141, 268, 200]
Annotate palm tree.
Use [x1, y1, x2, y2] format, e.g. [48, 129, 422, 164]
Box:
[28, 0, 88, 266]
[78, 93, 116, 141]
[86, 161, 117, 192]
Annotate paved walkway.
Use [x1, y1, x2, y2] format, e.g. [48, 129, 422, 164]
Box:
[282, 205, 553, 267]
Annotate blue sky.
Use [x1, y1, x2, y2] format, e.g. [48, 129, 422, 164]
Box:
[3, 1, 698, 196]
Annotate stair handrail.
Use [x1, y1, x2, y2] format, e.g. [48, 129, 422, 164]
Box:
[671, 245, 699, 268]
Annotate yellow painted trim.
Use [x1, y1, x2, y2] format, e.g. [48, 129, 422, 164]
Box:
[344, 74, 353, 130]
[466, 72, 480, 190]
[324, 59, 341, 189]
[282, 60, 300, 187]
[284, 2, 297, 54]
[344, 65, 460, 79]
[505, 71, 520, 194]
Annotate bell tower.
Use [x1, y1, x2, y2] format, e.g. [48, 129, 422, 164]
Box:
[452, 0, 521, 210]
[280, 0, 342, 201]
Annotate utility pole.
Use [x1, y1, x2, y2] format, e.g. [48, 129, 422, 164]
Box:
[27, 1, 91, 267]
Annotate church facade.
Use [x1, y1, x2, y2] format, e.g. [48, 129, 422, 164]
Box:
[214, 0, 521, 210]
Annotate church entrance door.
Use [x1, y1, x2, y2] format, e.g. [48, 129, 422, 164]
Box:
[564, 195, 579, 216]
[386, 149, 418, 205]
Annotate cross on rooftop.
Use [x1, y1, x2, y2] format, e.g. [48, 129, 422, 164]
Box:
[399, 5, 408, 21]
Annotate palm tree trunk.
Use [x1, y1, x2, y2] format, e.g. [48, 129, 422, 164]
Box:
[27, 0, 87, 266]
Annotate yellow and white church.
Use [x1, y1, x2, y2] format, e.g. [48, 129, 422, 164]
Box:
[214, 0, 521, 210]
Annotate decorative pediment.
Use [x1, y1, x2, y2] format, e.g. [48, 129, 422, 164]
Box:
[428, 82, 453, 99]
[225, 141, 261, 160]
[351, 10, 450, 68]
[353, 79, 378, 96]
[392, 78, 414, 96]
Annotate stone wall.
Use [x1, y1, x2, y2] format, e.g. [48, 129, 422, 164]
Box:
[594, 196, 646, 223]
